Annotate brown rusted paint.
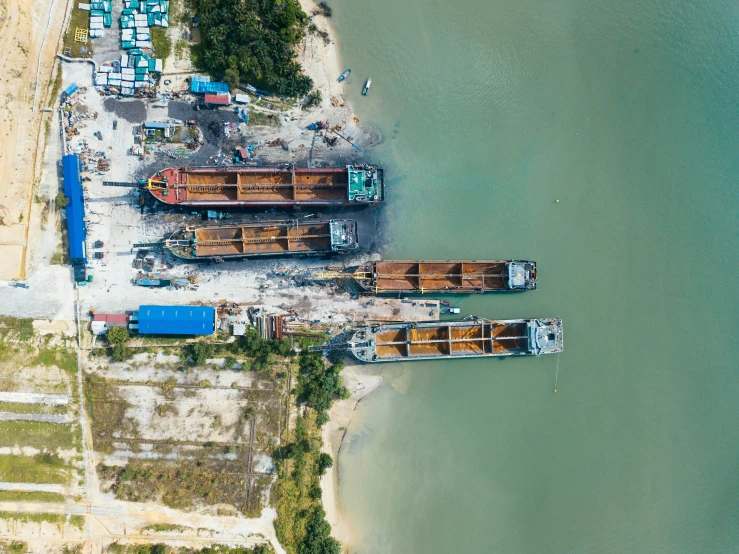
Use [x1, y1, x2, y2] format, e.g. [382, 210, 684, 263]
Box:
[357, 260, 512, 293]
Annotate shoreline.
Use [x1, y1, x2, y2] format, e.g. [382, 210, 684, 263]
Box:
[294, 3, 374, 550]
[320, 363, 383, 551]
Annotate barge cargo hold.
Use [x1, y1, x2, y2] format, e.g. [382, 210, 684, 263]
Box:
[344, 317, 562, 362]
[164, 219, 358, 261]
[354, 260, 536, 293]
[146, 165, 384, 207]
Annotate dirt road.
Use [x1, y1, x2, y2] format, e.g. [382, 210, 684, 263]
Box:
[0, 0, 69, 279]
[0, 500, 285, 553]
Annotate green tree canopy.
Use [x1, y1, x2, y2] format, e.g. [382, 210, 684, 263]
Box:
[106, 326, 129, 344]
[296, 352, 347, 412]
[196, 0, 314, 96]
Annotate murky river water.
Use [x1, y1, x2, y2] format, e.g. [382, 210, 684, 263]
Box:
[329, 1, 739, 552]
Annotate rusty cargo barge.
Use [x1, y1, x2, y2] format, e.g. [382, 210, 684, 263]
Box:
[145, 165, 384, 207]
[352, 260, 536, 293]
[339, 317, 562, 363]
[155, 219, 358, 261]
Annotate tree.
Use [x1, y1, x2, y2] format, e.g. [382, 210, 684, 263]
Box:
[190, 342, 213, 365]
[55, 192, 69, 208]
[195, 0, 314, 96]
[316, 452, 333, 475]
[304, 89, 322, 108]
[106, 326, 129, 345]
[296, 352, 345, 412]
[223, 356, 237, 369]
[298, 507, 342, 554]
[110, 343, 133, 362]
[230, 328, 294, 370]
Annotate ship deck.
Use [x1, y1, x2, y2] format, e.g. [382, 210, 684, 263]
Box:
[149, 167, 383, 205]
[371, 321, 529, 359]
[170, 221, 344, 258]
[359, 261, 510, 292]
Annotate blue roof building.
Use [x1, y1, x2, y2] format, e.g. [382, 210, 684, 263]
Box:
[137, 305, 216, 335]
[61, 155, 87, 264]
[190, 74, 229, 95]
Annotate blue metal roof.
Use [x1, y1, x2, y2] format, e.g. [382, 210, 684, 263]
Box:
[190, 74, 229, 94]
[137, 305, 215, 335]
[61, 155, 87, 263]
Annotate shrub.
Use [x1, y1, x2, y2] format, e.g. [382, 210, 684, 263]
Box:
[55, 192, 69, 208]
[304, 89, 322, 108]
[317, 452, 333, 475]
[316, 410, 330, 427]
[300, 507, 341, 554]
[190, 342, 212, 365]
[106, 326, 129, 345]
[8, 541, 27, 554]
[110, 343, 133, 362]
[223, 356, 237, 369]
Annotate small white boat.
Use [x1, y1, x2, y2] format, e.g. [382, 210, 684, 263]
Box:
[362, 77, 372, 95]
[338, 69, 350, 82]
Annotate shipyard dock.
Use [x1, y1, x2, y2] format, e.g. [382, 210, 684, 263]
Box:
[137, 164, 384, 207]
[333, 317, 562, 362]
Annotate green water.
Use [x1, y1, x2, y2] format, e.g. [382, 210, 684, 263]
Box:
[330, 1, 739, 552]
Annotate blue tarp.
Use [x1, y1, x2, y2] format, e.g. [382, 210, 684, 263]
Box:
[62, 83, 78, 97]
[190, 74, 229, 94]
[137, 305, 215, 335]
[61, 155, 87, 263]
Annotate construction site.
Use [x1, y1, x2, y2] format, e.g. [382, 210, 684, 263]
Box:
[0, 0, 563, 551]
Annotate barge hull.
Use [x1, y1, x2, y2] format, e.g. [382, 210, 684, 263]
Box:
[167, 219, 358, 260]
[355, 260, 536, 293]
[149, 165, 384, 207]
[346, 318, 562, 362]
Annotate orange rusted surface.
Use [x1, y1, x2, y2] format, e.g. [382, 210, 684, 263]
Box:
[354, 260, 536, 293]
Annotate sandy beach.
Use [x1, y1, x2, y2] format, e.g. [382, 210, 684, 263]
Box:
[320, 363, 384, 551]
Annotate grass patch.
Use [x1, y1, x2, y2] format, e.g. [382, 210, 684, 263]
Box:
[34, 347, 77, 374]
[0, 402, 68, 415]
[151, 27, 172, 60]
[247, 110, 279, 127]
[0, 512, 80, 528]
[174, 38, 188, 58]
[0, 491, 66, 503]
[98, 458, 256, 512]
[49, 63, 63, 106]
[0, 317, 35, 343]
[0, 454, 71, 484]
[62, 5, 93, 58]
[0, 421, 78, 452]
[69, 515, 85, 529]
[0, 540, 27, 554]
[141, 523, 190, 533]
[108, 544, 270, 554]
[84, 374, 134, 445]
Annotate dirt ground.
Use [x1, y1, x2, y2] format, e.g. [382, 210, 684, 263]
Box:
[0, 0, 71, 279]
